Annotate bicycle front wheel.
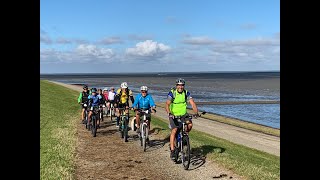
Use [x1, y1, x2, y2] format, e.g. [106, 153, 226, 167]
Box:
[123, 117, 128, 142]
[181, 135, 190, 170]
[142, 124, 147, 151]
[92, 115, 97, 137]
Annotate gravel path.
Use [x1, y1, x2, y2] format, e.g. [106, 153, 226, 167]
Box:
[50, 81, 245, 179]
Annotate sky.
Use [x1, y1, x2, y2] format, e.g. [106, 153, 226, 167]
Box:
[40, 0, 280, 74]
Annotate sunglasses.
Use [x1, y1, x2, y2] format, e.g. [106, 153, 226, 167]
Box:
[176, 84, 184, 86]
[141, 91, 147, 93]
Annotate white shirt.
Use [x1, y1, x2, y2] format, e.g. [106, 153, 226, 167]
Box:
[108, 91, 116, 100]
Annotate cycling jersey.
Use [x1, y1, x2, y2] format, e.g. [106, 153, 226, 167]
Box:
[132, 93, 156, 110]
[116, 88, 133, 104]
[167, 89, 191, 116]
[78, 91, 89, 103]
[88, 94, 102, 107]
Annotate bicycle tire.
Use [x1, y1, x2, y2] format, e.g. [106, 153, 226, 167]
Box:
[124, 116, 128, 142]
[174, 135, 179, 163]
[92, 115, 97, 137]
[182, 135, 190, 170]
[142, 124, 146, 151]
[120, 117, 124, 138]
[110, 105, 113, 121]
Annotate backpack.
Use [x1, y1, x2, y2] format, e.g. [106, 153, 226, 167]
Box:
[170, 87, 188, 103]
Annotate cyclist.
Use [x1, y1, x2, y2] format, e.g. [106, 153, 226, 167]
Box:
[165, 78, 199, 161]
[106, 87, 116, 116]
[77, 85, 89, 124]
[87, 88, 103, 128]
[114, 82, 134, 127]
[132, 86, 156, 134]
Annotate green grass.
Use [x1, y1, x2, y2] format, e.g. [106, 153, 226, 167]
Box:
[40, 80, 80, 180]
[150, 115, 280, 180]
[156, 102, 280, 137]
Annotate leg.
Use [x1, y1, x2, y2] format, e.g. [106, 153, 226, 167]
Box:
[170, 128, 178, 151]
[135, 112, 140, 129]
[116, 107, 120, 126]
[88, 111, 92, 124]
[81, 108, 85, 120]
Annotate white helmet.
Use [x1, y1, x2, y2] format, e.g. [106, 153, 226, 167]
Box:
[120, 82, 128, 88]
[140, 86, 148, 91]
[103, 87, 108, 91]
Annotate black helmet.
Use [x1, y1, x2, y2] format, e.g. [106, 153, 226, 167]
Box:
[91, 88, 97, 93]
[175, 78, 185, 85]
[83, 85, 88, 89]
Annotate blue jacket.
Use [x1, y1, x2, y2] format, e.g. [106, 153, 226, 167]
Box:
[88, 94, 102, 107]
[132, 93, 156, 109]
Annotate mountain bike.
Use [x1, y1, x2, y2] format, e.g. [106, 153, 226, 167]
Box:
[108, 101, 115, 121]
[99, 104, 105, 122]
[81, 102, 89, 129]
[136, 108, 156, 152]
[172, 111, 206, 170]
[88, 106, 100, 137]
[118, 107, 130, 142]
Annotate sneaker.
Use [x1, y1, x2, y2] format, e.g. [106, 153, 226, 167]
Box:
[170, 150, 176, 161]
[83, 120, 88, 124]
[116, 125, 119, 128]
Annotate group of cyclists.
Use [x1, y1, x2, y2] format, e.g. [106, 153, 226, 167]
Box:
[77, 78, 199, 161]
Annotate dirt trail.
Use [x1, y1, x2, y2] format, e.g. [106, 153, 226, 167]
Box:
[53, 81, 279, 156]
[51, 81, 245, 179]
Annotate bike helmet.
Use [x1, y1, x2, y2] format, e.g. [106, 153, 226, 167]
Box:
[110, 87, 114, 90]
[175, 78, 185, 85]
[103, 87, 108, 91]
[91, 88, 97, 93]
[83, 85, 88, 89]
[140, 86, 148, 91]
[120, 82, 128, 88]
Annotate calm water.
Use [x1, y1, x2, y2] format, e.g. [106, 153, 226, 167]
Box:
[41, 71, 280, 128]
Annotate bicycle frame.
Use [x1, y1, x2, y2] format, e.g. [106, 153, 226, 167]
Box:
[138, 109, 151, 151]
[118, 107, 130, 142]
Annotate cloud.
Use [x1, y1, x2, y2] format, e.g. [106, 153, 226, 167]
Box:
[98, 36, 123, 45]
[240, 23, 257, 30]
[128, 34, 153, 41]
[56, 37, 72, 44]
[181, 36, 215, 45]
[125, 40, 170, 58]
[41, 44, 116, 63]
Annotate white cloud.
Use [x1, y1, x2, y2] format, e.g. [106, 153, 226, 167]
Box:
[125, 40, 170, 58]
[40, 44, 116, 63]
[182, 36, 215, 45]
[56, 38, 72, 44]
[98, 36, 123, 45]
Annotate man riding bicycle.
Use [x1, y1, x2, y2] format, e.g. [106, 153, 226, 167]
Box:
[87, 88, 103, 128]
[115, 82, 134, 127]
[77, 85, 89, 124]
[165, 78, 199, 161]
[106, 87, 116, 116]
[132, 86, 156, 134]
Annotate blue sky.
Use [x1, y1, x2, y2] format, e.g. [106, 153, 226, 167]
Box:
[40, 0, 280, 73]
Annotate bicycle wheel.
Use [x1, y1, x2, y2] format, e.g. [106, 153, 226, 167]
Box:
[123, 116, 128, 142]
[120, 117, 124, 138]
[92, 115, 97, 137]
[142, 124, 147, 151]
[173, 135, 179, 163]
[100, 109, 104, 122]
[110, 105, 113, 121]
[181, 135, 190, 170]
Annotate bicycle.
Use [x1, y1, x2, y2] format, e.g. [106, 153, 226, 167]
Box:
[87, 106, 100, 137]
[172, 111, 206, 170]
[136, 108, 156, 152]
[99, 104, 105, 122]
[81, 102, 89, 129]
[117, 107, 130, 142]
[108, 101, 115, 121]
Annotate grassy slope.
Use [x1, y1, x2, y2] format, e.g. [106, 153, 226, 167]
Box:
[40, 80, 79, 179]
[150, 116, 280, 180]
